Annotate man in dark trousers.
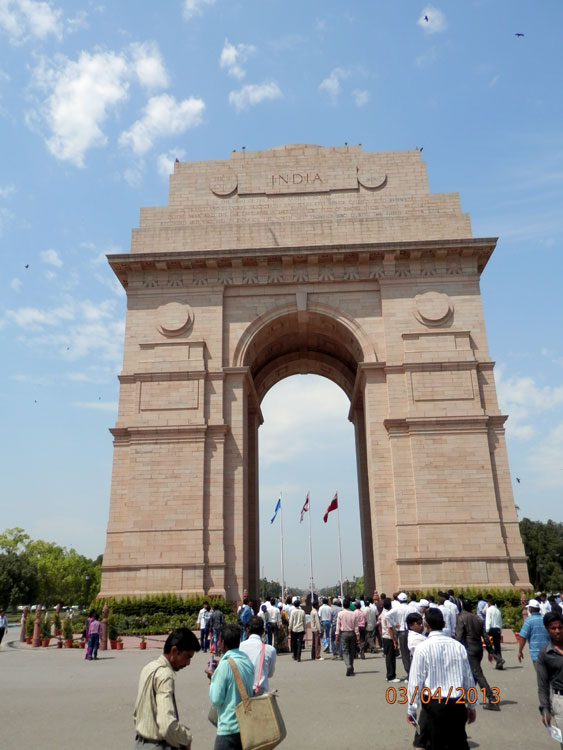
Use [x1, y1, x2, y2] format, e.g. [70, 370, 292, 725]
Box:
[455, 599, 500, 711]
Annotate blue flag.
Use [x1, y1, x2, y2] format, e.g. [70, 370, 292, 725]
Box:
[270, 498, 281, 524]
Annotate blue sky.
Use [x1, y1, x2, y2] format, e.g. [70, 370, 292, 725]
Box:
[1, 1, 562, 589]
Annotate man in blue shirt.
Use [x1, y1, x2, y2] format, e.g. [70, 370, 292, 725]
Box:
[518, 598, 550, 667]
[209, 624, 254, 750]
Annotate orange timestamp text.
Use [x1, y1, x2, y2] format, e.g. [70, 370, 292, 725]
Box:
[385, 686, 500, 705]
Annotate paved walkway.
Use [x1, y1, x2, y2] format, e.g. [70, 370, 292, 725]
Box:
[1, 625, 555, 750]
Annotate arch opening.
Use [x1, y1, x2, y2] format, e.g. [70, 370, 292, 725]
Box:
[237, 309, 375, 598]
[258, 374, 363, 590]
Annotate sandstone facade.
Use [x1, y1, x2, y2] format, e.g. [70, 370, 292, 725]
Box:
[100, 144, 530, 600]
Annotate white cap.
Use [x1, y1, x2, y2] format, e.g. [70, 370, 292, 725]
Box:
[397, 592, 408, 602]
[419, 599, 429, 607]
[528, 599, 540, 609]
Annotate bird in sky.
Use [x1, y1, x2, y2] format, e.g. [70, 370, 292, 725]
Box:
[25, 264, 29, 269]
[516, 477, 521, 483]
[515, 33, 524, 37]
[424, 15, 429, 22]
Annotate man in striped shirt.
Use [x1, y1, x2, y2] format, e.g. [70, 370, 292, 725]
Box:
[407, 608, 476, 750]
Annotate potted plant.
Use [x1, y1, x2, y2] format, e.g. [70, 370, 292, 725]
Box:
[139, 634, 147, 650]
[56, 636, 63, 648]
[41, 616, 51, 647]
[25, 613, 34, 644]
[63, 617, 74, 648]
[109, 619, 118, 649]
[53, 611, 62, 636]
[116, 636, 124, 650]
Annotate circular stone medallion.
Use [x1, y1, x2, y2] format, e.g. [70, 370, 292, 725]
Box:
[210, 167, 238, 197]
[414, 291, 453, 326]
[357, 168, 387, 190]
[156, 302, 193, 337]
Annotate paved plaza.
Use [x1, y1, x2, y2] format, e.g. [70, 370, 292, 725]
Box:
[1, 625, 556, 750]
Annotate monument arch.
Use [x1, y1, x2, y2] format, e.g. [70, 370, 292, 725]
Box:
[100, 144, 530, 601]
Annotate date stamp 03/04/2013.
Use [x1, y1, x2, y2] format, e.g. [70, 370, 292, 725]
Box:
[386, 686, 500, 705]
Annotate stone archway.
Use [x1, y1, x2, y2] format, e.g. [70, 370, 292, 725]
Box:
[99, 144, 530, 601]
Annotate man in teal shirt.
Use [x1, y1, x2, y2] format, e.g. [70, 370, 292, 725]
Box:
[209, 624, 254, 750]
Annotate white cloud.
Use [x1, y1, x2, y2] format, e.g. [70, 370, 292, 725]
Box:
[6, 303, 74, 329]
[260, 376, 352, 465]
[0, 206, 14, 235]
[219, 38, 256, 80]
[10, 277, 22, 292]
[3, 296, 124, 361]
[40, 247, 62, 267]
[65, 10, 87, 33]
[30, 50, 130, 166]
[157, 148, 186, 180]
[29, 42, 171, 166]
[496, 368, 563, 440]
[0, 0, 63, 43]
[319, 67, 348, 101]
[119, 93, 204, 155]
[130, 41, 169, 90]
[228, 81, 282, 112]
[183, 0, 215, 20]
[417, 6, 447, 34]
[0, 183, 15, 198]
[352, 88, 369, 107]
[528, 422, 563, 489]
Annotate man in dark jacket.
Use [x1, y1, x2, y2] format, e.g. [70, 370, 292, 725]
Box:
[210, 606, 225, 654]
[456, 599, 499, 711]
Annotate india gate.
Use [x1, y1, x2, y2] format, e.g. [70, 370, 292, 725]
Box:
[99, 144, 530, 601]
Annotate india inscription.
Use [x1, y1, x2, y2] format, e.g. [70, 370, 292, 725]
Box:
[100, 143, 530, 602]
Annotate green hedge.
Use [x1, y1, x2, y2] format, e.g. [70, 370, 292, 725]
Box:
[92, 593, 237, 635]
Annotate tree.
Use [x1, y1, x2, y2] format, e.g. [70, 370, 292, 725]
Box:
[520, 518, 563, 591]
[0, 551, 37, 607]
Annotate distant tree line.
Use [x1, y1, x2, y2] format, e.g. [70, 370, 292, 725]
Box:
[519, 518, 563, 591]
[0, 527, 101, 609]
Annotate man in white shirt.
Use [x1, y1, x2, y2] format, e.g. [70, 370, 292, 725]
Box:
[406, 612, 426, 657]
[437, 594, 457, 638]
[266, 597, 281, 648]
[239, 616, 276, 694]
[197, 602, 211, 652]
[395, 592, 411, 677]
[485, 597, 504, 669]
[318, 598, 332, 653]
[407, 608, 476, 749]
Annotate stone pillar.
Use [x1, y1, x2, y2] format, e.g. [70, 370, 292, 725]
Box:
[20, 606, 28, 642]
[100, 604, 109, 651]
[32, 605, 41, 648]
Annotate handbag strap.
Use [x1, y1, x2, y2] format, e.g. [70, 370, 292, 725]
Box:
[254, 643, 266, 693]
[227, 657, 251, 712]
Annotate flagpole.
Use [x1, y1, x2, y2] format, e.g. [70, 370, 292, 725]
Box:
[279, 492, 285, 599]
[336, 497, 344, 600]
[307, 492, 314, 602]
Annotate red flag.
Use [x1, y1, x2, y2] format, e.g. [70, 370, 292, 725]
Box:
[323, 492, 338, 523]
[300, 492, 310, 523]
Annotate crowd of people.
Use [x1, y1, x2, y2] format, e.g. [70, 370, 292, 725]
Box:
[132, 589, 563, 750]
